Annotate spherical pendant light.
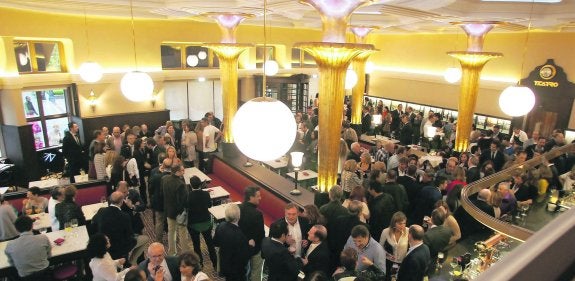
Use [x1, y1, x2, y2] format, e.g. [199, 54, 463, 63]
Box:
[345, 69, 358, 90]
[232, 97, 297, 161]
[120, 71, 154, 102]
[264, 60, 279, 76]
[499, 86, 535, 117]
[198, 51, 208, 60]
[187, 55, 199, 67]
[79, 61, 103, 83]
[444, 67, 462, 83]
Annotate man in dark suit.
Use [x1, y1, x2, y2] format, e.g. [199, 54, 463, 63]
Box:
[214, 204, 251, 281]
[399, 114, 414, 145]
[412, 176, 447, 226]
[398, 164, 422, 217]
[454, 189, 495, 238]
[382, 170, 409, 214]
[146, 137, 166, 169]
[423, 209, 452, 274]
[319, 185, 349, 225]
[367, 180, 396, 239]
[62, 122, 88, 179]
[238, 186, 265, 281]
[466, 155, 481, 183]
[302, 225, 331, 278]
[397, 225, 430, 281]
[148, 157, 168, 241]
[361, 106, 372, 135]
[273, 203, 312, 258]
[162, 164, 190, 255]
[327, 200, 367, 272]
[138, 242, 181, 281]
[479, 141, 505, 172]
[390, 104, 403, 136]
[92, 191, 148, 265]
[261, 222, 303, 281]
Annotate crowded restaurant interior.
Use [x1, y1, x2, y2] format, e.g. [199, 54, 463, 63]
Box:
[1, 0, 575, 281]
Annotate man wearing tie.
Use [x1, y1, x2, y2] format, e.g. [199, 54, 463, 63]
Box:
[480, 141, 505, 172]
[397, 225, 430, 281]
[62, 122, 88, 180]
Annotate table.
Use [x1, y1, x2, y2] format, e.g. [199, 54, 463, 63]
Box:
[0, 225, 89, 270]
[208, 202, 240, 222]
[203, 186, 230, 202]
[184, 167, 212, 184]
[263, 157, 289, 173]
[81, 202, 108, 221]
[29, 212, 51, 231]
[359, 134, 400, 145]
[286, 170, 318, 181]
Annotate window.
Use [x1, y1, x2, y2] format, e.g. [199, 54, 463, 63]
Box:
[255, 45, 276, 68]
[161, 44, 219, 69]
[13, 40, 66, 73]
[291, 48, 316, 68]
[22, 87, 73, 150]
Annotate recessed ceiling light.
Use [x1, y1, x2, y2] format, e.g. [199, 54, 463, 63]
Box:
[482, 0, 561, 3]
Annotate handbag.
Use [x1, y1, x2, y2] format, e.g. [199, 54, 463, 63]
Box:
[176, 210, 188, 226]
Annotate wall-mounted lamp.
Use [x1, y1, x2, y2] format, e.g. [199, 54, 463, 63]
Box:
[88, 89, 97, 112]
[151, 94, 158, 108]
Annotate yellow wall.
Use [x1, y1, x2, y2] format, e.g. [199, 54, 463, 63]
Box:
[1, 6, 575, 128]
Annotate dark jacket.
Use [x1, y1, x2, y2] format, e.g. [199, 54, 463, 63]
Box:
[62, 131, 87, 175]
[54, 200, 86, 230]
[412, 185, 442, 225]
[120, 188, 145, 234]
[261, 237, 303, 281]
[397, 243, 430, 281]
[399, 122, 414, 145]
[149, 170, 169, 212]
[423, 225, 452, 263]
[382, 182, 409, 213]
[302, 241, 331, 278]
[187, 189, 212, 224]
[368, 192, 396, 239]
[214, 222, 250, 281]
[92, 205, 136, 259]
[238, 201, 265, 256]
[138, 256, 181, 281]
[273, 216, 312, 247]
[319, 201, 349, 226]
[479, 149, 505, 172]
[162, 174, 187, 219]
[466, 166, 480, 183]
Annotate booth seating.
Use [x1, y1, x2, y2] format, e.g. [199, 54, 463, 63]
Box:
[210, 158, 287, 226]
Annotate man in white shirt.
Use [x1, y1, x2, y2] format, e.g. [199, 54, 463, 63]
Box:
[509, 128, 528, 146]
[272, 203, 311, 258]
[302, 225, 331, 277]
[47, 187, 64, 231]
[202, 117, 222, 173]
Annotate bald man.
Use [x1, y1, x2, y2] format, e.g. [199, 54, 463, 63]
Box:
[138, 242, 181, 281]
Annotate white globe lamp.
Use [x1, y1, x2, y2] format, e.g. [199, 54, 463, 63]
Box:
[365, 61, 375, 74]
[79, 61, 103, 83]
[444, 67, 462, 83]
[232, 97, 297, 162]
[345, 69, 358, 90]
[120, 71, 154, 102]
[264, 60, 279, 76]
[499, 86, 536, 117]
[187, 55, 199, 67]
[198, 51, 208, 60]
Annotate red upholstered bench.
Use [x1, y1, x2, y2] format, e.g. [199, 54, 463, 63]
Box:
[210, 158, 287, 226]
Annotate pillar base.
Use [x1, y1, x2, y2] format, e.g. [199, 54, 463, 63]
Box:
[221, 142, 240, 158]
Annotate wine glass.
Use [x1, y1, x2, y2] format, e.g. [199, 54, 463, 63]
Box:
[450, 257, 459, 269]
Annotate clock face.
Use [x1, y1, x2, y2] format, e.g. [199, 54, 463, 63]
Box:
[539, 65, 556, 80]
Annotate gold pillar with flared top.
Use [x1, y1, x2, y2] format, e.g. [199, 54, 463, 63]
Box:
[349, 26, 378, 125]
[204, 44, 251, 143]
[449, 51, 502, 152]
[297, 0, 375, 192]
[449, 21, 503, 152]
[296, 43, 374, 192]
[203, 13, 254, 143]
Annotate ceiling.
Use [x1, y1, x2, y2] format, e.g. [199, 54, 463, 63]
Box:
[1, 0, 575, 33]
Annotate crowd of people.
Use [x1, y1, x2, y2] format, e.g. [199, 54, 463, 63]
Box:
[1, 101, 574, 281]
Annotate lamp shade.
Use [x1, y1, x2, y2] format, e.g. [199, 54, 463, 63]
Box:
[264, 60, 279, 76]
[345, 69, 358, 90]
[120, 71, 154, 102]
[79, 61, 103, 83]
[499, 86, 536, 117]
[232, 97, 297, 161]
[290, 152, 304, 168]
[444, 67, 462, 83]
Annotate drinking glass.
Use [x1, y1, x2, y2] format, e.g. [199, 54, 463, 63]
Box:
[450, 257, 459, 269]
[70, 219, 79, 237]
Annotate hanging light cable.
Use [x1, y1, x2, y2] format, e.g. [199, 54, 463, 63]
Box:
[120, 0, 154, 102]
[78, 9, 103, 83]
[499, 0, 536, 117]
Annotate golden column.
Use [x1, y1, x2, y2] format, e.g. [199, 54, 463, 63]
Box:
[448, 22, 502, 152]
[349, 26, 378, 126]
[295, 0, 375, 192]
[203, 13, 254, 144]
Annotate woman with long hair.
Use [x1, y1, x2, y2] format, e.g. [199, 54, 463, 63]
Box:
[181, 122, 198, 168]
[379, 211, 409, 281]
[340, 160, 361, 198]
[93, 142, 107, 180]
[446, 166, 467, 195]
[434, 200, 461, 248]
[342, 185, 370, 222]
[302, 204, 326, 225]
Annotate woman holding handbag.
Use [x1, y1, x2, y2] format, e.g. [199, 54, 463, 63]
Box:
[186, 176, 217, 269]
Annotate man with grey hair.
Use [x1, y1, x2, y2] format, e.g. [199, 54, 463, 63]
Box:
[319, 185, 349, 225]
[466, 155, 480, 183]
[214, 204, 250, 281]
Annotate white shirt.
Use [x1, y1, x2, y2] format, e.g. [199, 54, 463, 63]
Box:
[124, 158, 139, 180]
[405, 241, 423, 257]
[286, 218, 303, 257]
[89, 253, 130, 281]
[47, 197, 60, 230]
[203, 125, 220, 152]
[305, 242, 320, 258]
[181, 271, 209, 281]
[560, 172, 575, 191]
[510, 130, 528, 144]
[423, 120, 434, 138]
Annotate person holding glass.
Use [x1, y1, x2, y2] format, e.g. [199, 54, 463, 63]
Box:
[22, 186, 48, 215]
[54, 185, 86, 229]
[88, 233, 133, 281]
[379, 211, 409, 281]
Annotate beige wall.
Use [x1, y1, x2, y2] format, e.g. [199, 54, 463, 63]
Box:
[1, 7, 575, 128]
